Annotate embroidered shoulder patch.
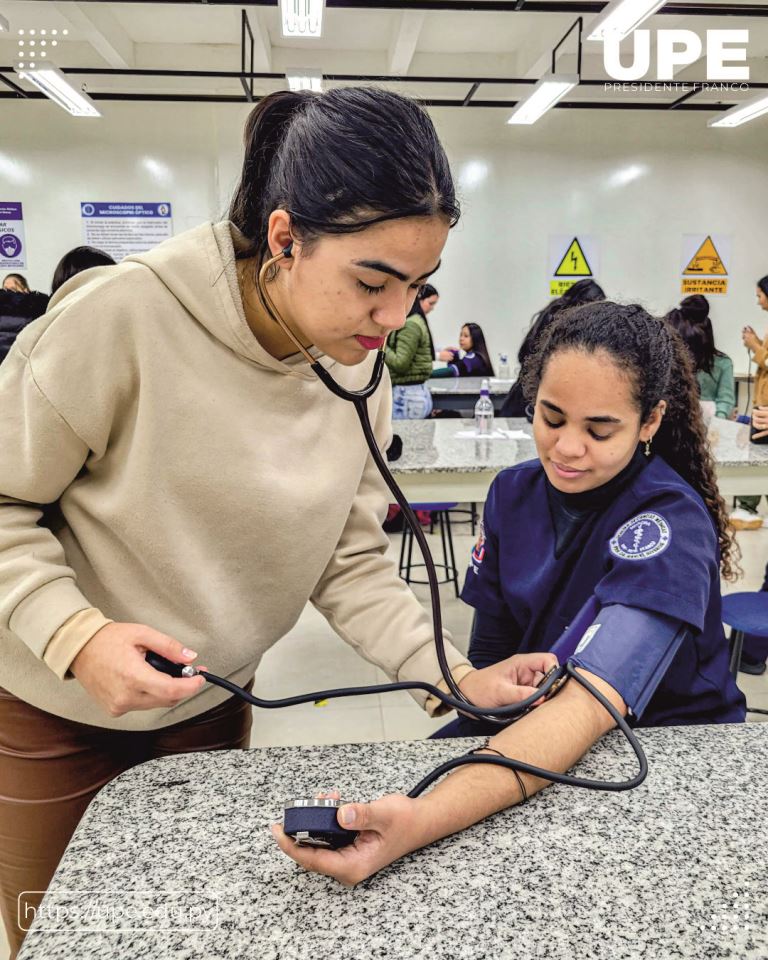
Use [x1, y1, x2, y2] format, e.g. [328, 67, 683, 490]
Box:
[609, 512, 671, 561]
[471, 520, 486, 572]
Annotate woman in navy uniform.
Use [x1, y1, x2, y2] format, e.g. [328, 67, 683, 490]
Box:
[274, 301, 745, 884]
[447, 301, 745, 734]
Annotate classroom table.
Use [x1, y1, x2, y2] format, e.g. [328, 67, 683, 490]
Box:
[17, 725, 768, 959]
[390, 416, 768, 504]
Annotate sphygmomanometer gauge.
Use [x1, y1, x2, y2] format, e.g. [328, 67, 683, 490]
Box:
[283, 798, 359, 849]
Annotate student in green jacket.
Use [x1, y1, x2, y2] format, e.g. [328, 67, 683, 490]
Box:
[385, 284, 438, 419]
[665, 296, 735, 419]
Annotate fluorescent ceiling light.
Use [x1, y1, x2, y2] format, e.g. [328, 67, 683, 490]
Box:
[507, 73, 578, 125]
[14, 63, 100, 117]
[708, 92, 768, 128]
[586, 0, 667, 42]
[281, 0, 323, 38]
[286, 68, 323, 92]
[0, 13, 9, 32]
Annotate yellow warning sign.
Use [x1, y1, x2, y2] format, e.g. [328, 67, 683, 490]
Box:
[550, 279, 580, 297]
[554, 238, 593, 278]
[683, 236, 727, 276]
[681, 278, 728, 296]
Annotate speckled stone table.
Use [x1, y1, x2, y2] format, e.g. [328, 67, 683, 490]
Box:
[18, 724, 768, 960]
[390, 417, 768, 502]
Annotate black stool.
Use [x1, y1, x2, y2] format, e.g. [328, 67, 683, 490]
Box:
[447, 502, 479, 536]
[398, 502, 460, 598]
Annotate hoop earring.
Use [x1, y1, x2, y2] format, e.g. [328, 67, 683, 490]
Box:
[524, 403, 535, 423]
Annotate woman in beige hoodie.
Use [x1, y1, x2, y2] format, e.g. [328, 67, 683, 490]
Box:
[0, 88, 549, 956]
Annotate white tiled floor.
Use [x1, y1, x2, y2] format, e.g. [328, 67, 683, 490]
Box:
[2, 511, 766, 960]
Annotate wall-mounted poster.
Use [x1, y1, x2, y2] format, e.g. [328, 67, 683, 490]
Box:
[81, 202, 173, 262]
[0, 202, 27, 271]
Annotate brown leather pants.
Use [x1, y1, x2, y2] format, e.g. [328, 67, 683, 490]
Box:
[0, 685, 252, 959]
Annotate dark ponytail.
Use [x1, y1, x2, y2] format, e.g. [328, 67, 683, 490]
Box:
[664, 294, 721, 374]
[522, 301, 739, 581]
[228, 87, 460, 261]
[229, 91, 314, 258]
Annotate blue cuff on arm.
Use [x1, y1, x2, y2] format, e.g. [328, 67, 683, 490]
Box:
[568, 604, 689, 719]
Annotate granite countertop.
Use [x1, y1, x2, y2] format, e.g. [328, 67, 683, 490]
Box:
[391, 417, 537, 474]
[706, 417, 768, 468]
[19, 724, 768, 960]
[427, 376, 513, 395]
[389, 417, 768, 475]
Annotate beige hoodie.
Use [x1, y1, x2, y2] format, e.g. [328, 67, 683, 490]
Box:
[0, 221, 471, 730]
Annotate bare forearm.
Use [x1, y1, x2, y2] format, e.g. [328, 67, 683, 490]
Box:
[413, 670, 625, 845]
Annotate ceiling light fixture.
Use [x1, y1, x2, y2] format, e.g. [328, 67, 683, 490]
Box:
[586, 0, 667, 42]
[286, 67, 323, 92]
[14, 63, 101, 118]
[708, 91, 768, 128]
[508, 18, 582, 125]
[507, 72, 579, 124]
[281, 0, 323, 38]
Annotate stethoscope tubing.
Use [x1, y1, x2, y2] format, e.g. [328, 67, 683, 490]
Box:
[216, 251, 650, 795]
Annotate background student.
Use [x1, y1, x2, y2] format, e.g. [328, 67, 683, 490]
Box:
[664, 295, 734, 419]
[384, 283, 440, 419]
[434, 322, 494, 378]
[501, 279, 605, 418]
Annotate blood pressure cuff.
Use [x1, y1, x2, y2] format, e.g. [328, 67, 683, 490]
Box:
[552, 601, 688, 720]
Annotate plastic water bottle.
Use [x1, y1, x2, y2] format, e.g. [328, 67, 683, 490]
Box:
[474, 379, 494, 436]
[498, 353, 510, 379]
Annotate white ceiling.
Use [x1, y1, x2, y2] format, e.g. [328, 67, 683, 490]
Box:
[1, 0, 767, 110]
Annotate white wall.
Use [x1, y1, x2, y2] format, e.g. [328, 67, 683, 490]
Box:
[0, 102, 223, 292]
[428, 107, 768, 374]
[2, 98, 767, 370]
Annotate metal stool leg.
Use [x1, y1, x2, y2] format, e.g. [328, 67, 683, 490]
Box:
[443, 509, 460, 597]
[436, 511, 448, 582]
[729, 629, 745, 680]
[470, 502, 477, 537]
[406, 520, 415, 582]
[398, 521, 407, 578]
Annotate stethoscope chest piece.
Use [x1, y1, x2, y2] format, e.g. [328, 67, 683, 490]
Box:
[283, 798, 358, 849]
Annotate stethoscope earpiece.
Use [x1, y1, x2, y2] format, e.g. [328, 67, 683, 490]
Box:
[282, 242, 294, 260]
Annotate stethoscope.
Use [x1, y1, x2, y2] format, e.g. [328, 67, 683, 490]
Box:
[147, 243, 649, 848]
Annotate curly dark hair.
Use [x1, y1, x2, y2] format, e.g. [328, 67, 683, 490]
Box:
[521, 300, 739, 581]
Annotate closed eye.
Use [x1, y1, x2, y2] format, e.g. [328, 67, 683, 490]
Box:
[544, 416, 612, 442]
[358, 280, 424, 296]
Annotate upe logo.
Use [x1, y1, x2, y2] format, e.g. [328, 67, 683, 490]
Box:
[603, 29, 749, 82]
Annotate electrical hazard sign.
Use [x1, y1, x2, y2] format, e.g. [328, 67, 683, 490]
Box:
[548, 235, 600, 297]
[555, 238, 592, 277]
[680, 234, 731, 295]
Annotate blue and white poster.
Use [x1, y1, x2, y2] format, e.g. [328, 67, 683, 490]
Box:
[0, 202, 27, 270]
[80, 202, 173, 262]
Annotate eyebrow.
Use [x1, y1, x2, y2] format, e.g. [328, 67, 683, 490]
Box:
[540, 399, 622, 425]
[351, 259, 441, 283]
